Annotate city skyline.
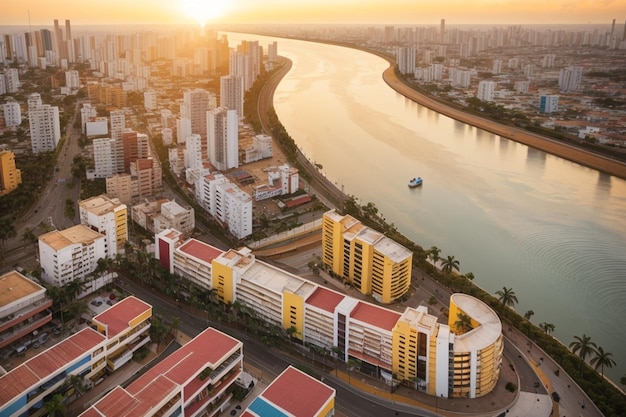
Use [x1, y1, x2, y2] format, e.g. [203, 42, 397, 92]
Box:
[1, 0, 625, 26]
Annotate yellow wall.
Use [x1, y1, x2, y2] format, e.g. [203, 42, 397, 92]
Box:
[212, 261, 235, 304]
[129, 308, 152, 328]
[315, 397, 335, 417]
[114, 206, 128, 250]
[448, 301, 479, 334]
[321, 213, 345, 275]
[0, 151, 21, 195]
[282, 291, 304, 341]
[392, 320, 417, 382]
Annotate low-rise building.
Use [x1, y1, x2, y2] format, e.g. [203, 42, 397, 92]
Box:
[79, 194, 128, 256]
[245, 366, 335, 417]
[0, 271, 52, 350]
[0, 150, 22, 196]
[132, 199, 195, 235]
[81, 327, 243, 417]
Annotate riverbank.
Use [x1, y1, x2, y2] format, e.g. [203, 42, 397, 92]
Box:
[379, 60, 626, 180]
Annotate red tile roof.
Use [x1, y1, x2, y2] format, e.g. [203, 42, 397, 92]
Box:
[262, 366, 334, 417]
[350, 301, 401, 331]
[306, 286, 344, 313]
[93, 296, 151, 338]
[0, 328, 105, 406]
[179, 239, 224, 264]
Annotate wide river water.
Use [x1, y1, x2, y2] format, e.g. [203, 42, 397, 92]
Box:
[226, 33, 626, 384]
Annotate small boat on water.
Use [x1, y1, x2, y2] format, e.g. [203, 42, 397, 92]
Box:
[408, 177, 423, 188]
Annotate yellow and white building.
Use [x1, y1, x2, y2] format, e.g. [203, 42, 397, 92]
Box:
[0, 150, 22, 196]
[79, 194, 128, 256]
[321, 209, 412, 304]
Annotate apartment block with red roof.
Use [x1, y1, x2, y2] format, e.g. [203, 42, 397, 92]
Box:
[0, 328, 107, 417]
[91, 295, 152, 374]
[244, 366, 335, 417]
[80, 327, 244, 417]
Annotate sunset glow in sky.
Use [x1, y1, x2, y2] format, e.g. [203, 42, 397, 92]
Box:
[1, 0, 625, 26]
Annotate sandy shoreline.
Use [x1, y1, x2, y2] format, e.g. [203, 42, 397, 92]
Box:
[380, 62, 626, 180]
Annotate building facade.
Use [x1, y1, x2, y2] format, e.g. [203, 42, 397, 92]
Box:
[78, 194, 128, 256]
[0, 150, 22, 196]
[28, 93, 60, 154]
[321, 210, 412, 304]
[207, 106, 239, 171]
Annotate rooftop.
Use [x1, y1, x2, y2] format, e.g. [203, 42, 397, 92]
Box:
[306, 286, 345, 314]
[39, 224, 104, 251]
[79, 194, 125, 215]
[450, 293, 502, 352]
[0, 271, 45, 308]
[250, 366, 334, 417]
[244, 261, 317, 299]
[0, 328, 106, 407]
[350, 301, 401, 331]
[178, 239, 224, 265]
[92, 296, 152, 338]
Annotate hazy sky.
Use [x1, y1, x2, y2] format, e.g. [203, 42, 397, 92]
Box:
[1, 0, 625, 26]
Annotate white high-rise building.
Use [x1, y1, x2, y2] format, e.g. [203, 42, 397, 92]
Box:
[177, 117, 192, 144]
[198, 173, 252, 240]
[396, 47, 416, 75]
[3, 99, 22, 127]
[3, 68, 19, 93]
[184, 133, 204, 170]
[93, 138, 118, 178]
[109, 110, 125, 140]
[267, 41, 278, 62]
[65, 70, 80, 89]
[492, 59, 502, 75]
[79, 194, 128, 256]
[182, 88, 215, 141]
[207, 107, 239, 171]
[477, 80, 495, 102]
[559, 66, 583, 92]
[28, 93, 60, 154]
[220, 75, 244, 121]
[38, 224, 107, 288]
[144, 90, 157, 111]
[539, 95, 559, 113]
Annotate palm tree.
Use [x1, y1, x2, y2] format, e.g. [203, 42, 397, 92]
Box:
[66, 374, 87, 398]
[523, 310, 534, 320]
[427, 246, 441, 267]
[539, 322, 555, 335]
[590, 346, 616, 378]
[454, 312, 474, 334]
[441, 255, 460, 274]
[495, 286, 518, 310]
[569, 334, 597, 377]
[43, 393, 66, 417]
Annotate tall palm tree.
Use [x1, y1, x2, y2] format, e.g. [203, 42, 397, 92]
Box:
[495, 287, 518, 311]
[523, 310, 534, 320]
[590, 346, 616, 378]
[569, 334, 597, 377]
[66, 374, 87, 398]
[441, 255, 460, 274]
[539, 322, 555, 335]
[454, 312, 474, 334]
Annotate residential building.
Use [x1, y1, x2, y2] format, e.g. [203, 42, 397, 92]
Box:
[559, 66, 583, 92]
[539, 95, 559, 113]
[0, 328, 107, 417]
[0, 150, 22, 196]
[477, 80, 495, 102]
[132, 199, 195, 235]
[184, 133, 204, 170]
[242, 133, 273, 164]
[65, 70, 79, 89]
[92, 138, 118, 178]
[253, 164, 299, 201]
[109, 110, 125, 141]
[182, 88, 215, 143]
[0, 270, 52, 350]
[105, 173, 135, 204]
[176, 117, 192, 144]
[91, 296, 152, 373]
[207, 107, 239, 171]
[396, 46, 416, 75]
[3, 68, 19, 93]
[130, 158, 162, 199]
[81, 327, 243, 417]
[78, 194, 128, 255]
[321, 210, 412, 304]
[143, 89, 157, 111]
[80, 102, 97, 134]
[197, 173, 252, 240]
[245, 366, 335, 417]
[38, 224, 108, 293]
[156, 238, 502, 399]
[3, 98, 22, 127]
[85, 117, 108, 137]
[220, 75, 244, 121]
[28, 93, 60, 154]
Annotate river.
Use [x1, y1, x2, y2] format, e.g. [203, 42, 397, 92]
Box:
[225, 33, 626, 384]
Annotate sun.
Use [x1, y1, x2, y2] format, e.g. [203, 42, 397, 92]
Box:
[180, 0, 229, 25]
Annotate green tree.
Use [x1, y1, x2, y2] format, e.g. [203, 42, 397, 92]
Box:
[539, 322, 555, 335]
[43, 393, 66, 417]
[523, 310, 534, 320]
[454, 312, 474, 334]
[590, 346, 616, 378]
[427, 246, 441, 267]
[0, 217, 17, 256]
[65, 374, 87, 398]
[569, 334, 597, 378]
[441, 255, 460, 274]
[22, 227, 39, 250]
[495, 286, 518, 309]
